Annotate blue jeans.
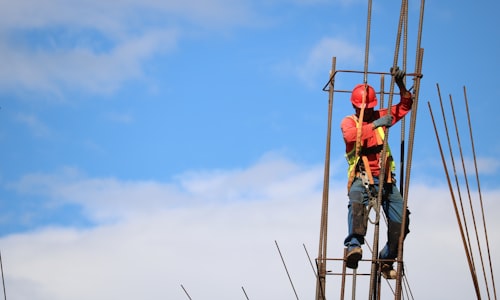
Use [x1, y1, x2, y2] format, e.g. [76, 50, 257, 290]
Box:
[344, 177, 406, 248]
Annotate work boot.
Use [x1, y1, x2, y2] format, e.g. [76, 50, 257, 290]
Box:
[346, 246, 362, 269]
[381, 263, 397, 279]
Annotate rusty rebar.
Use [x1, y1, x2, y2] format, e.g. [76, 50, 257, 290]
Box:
[370, 0, 408, 297]
[437, 86, 476, 269]
[395, 0, 426, 296]
[449, 92, 493, 299]
[315, 57, 335, 300]
[463, 86, 498, 300]
[363, 0, 373, 83]
[427, 101, 482, 299]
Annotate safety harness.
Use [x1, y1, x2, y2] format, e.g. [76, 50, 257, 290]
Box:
[345, 115, 396, 223]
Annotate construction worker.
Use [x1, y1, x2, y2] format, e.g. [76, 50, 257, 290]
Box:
[341, 67, 412, 279]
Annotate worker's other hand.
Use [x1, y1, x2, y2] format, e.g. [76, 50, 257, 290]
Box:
[373, 115, 393, 129]
[391, 66, 406, 87]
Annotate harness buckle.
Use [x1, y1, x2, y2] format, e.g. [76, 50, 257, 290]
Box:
[358, 171, 380, 224]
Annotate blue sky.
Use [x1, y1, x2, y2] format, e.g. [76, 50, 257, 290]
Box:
[0, 0, 499, 299]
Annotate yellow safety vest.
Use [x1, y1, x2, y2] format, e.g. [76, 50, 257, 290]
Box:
[345, 115, 396, 181]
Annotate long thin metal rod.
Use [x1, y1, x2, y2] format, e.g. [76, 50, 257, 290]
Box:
[401, 266, 415, 300]
[242, 286, 250, 300]
[340, 249, 347, 300]
[438, 92, 482, 296]
[322, 70, 421, 92]
[181, 284, 193, 300]
[365, 0, 389, 294]
[403, 0, 426, 198]
[351, 269, 357, 300]
[428, 101, 482, 299]
[0, 251, 6, 300]
[315, 57, 336, 300]
[437, 86, 476, 269]
[363, 0, 373, 83]
[275, 241, 300, 300]
[464, 86, 498, 300]
[396, 0, 426, 296]
[449, 93, 491, 299]
[398, 0, 409, 195]
[396, 48, 423, 300]
[303, 244, 318, 279]
[369, 0, 408, 296]
[315, 259, 327, 300]
[386, 2, 409, 298]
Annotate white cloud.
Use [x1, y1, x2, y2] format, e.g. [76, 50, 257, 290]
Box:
[297, 37, 364, 87]
[2, 155, 499, 299]
[0, 0, 258, 95]
[0, 0, 256, 33]
[0, 28, 179, 95]
[8, 155, 323, 222]
[467, 156, 500, 175]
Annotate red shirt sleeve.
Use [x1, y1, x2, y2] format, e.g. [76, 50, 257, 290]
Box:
[341, 116, 376, 155]
[379, 93, 413, 124]
[340, 93, 413, 175]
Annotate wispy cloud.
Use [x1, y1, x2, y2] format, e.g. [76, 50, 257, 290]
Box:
[2, 155, 499, 299]
[0, 0, 259, 95]
[7, 155, 322, 223]
[106, 112, 135, 124]
[296, 37, 364, 87]
[467, 156, 500, 175]
[0, 28, 179, 94]
[14, 113, 52, 138]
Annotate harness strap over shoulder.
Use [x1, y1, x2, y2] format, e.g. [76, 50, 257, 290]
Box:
[345, 115, 395, 190]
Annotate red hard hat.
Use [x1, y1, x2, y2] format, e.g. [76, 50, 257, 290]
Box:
[350, 84, 377, 108]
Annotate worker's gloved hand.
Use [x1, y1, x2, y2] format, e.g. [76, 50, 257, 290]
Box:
[391, 66, 406, 88]
[372, 115, 393, 129]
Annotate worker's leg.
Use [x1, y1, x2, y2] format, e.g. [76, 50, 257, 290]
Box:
[344, 178, 369, 268]
[380, 182, 410, 278]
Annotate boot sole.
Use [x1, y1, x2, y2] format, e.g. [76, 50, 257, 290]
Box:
[346, 251, 362, 269]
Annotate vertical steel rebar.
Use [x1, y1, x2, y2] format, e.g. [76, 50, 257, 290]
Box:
[363, 0, 373, 83]
[315, 57, 336, 300]
[369, 0, 408, 296]
[396, 0, 426, 292]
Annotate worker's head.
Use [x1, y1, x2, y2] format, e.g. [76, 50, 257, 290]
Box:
[351, 84, 377, 109]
